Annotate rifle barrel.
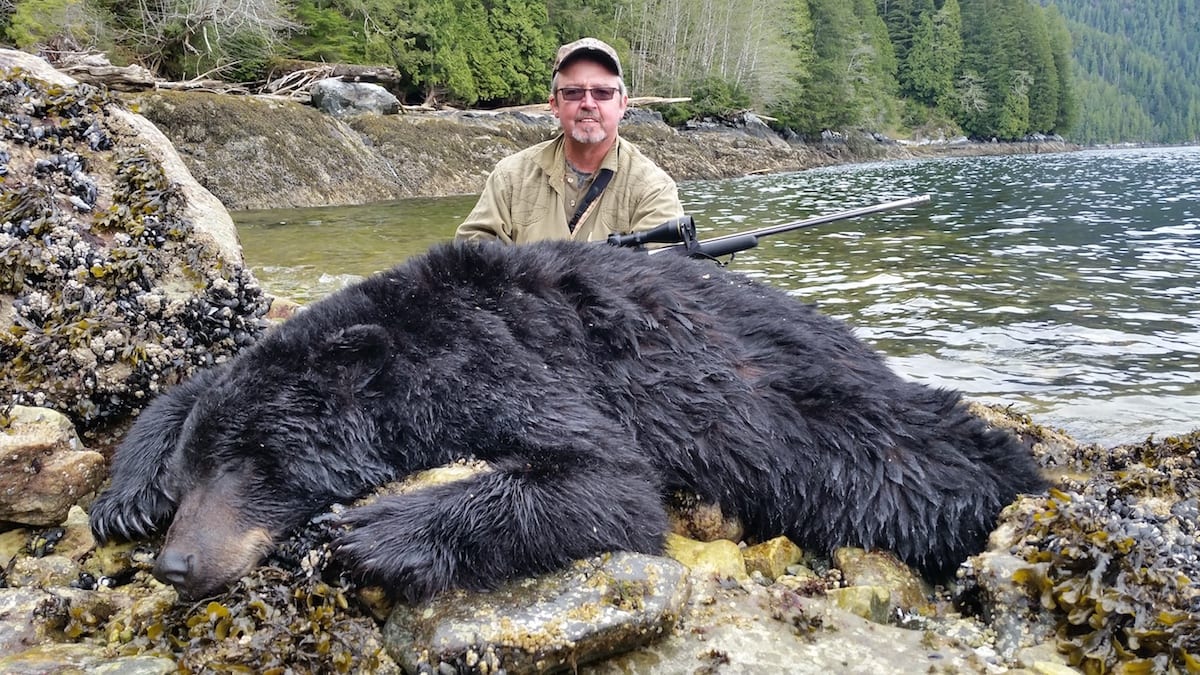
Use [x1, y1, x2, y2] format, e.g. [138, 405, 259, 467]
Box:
[648, 194, 932, 256]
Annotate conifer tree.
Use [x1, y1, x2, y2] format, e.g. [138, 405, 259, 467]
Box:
[1023, 5, 1058, 134]
[484, 0, 556, 104]
[763, 0, 817, 129]
[851, 0, 899, 129]
[796, 0, 862, 132]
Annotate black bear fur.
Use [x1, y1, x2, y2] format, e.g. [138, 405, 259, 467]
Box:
[90, 240, 1046, 601]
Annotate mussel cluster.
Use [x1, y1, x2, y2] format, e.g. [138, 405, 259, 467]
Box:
[0, 68, 270, 435]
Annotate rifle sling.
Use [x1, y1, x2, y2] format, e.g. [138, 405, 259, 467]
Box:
[568, 168, 613, 233]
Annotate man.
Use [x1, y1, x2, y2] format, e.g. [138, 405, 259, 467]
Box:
[455, 38, 683, 244]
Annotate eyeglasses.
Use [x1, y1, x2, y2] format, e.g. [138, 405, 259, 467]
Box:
[556, 86, 620, 102]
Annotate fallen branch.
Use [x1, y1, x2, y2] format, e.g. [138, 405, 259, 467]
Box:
[51, 52, 157, 92]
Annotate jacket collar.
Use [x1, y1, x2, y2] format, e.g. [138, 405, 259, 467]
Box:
[536, 134, 622, 190]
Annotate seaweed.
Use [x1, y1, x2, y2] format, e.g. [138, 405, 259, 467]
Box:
[1005, 432, 1200, 673]
[97, 507, 393, 673]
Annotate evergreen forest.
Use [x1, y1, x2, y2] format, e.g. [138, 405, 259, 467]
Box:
[1040, 0, 1199, 144]
[1, 0, 1195, 144]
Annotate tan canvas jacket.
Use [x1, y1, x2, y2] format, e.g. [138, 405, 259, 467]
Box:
[455, 134, 683, 244]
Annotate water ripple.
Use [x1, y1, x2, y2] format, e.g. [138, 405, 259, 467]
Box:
[682, 146, 1200, 444]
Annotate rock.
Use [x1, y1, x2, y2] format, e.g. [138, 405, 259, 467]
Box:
[743, 536, 804, 581]
[0, 407, 106, 525]
[591, 576, 1004, 674]
[267, 295, 303, 321]
[0, 588, 65, 655]
[5, 555, 82, 588]
[53, 505, 97, 561]
[621, 108, 666, 125]
[85, 539, 150, 580]
[0, 49, 271, 433]
[1031, 662, 1083, 675]
[383, 551, 690, 673]
[125, 90, 415, 209]
[362, 460, 491, 498]
[0, 51, 242, 267]
[958, 550, 1057, 660]
[775, 566, 825, 592]
[310, 78, 400, 117]
[736, 111, 788, 147]
[969, 402, 1096, 482]
[825, 585, 892, 624]
[666, 491, 744, 542]
[0, 586, 131, 655]
[0, 527, 29, 563]
[1012, 642, 1078, 672]
[664, 533, 749, 583]
[832, 547, 931, 613]
[0, 643, 175, 674]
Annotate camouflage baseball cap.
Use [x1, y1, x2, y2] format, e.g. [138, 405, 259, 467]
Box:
[553, 38, 622, 78]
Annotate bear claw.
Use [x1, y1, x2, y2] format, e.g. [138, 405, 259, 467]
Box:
[89, 488, 173, 543]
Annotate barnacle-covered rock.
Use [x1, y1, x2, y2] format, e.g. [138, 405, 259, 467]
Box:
[962, 431, 1200, 672]
[383, 551, 691, 674]
[0, 49, 270, 437]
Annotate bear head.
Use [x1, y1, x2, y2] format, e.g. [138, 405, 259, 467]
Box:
[93, 323, 399, 599]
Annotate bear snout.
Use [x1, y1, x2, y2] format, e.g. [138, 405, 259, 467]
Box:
[155, 518, 275, 599]
[152, 548, 195, 587]
[155, 478, 276, 599]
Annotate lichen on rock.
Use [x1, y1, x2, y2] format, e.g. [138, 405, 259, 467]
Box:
[0, 50, 271, 436]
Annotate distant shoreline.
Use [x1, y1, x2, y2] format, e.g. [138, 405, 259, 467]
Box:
[125, 89, 1081, 211]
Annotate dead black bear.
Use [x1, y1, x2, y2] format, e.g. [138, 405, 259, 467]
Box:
[89, 240, 1045, 601]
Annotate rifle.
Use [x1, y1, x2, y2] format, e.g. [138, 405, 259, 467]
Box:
[607, 194, 932, 260]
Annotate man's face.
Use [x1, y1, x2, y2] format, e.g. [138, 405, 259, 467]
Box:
[550, 59, 628, 147]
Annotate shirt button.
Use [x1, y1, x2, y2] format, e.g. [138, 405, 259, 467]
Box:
[570, 200, 577, 206]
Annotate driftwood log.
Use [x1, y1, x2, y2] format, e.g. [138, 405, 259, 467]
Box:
[266, 58, 405, 89]
[51, 53, 157, 91]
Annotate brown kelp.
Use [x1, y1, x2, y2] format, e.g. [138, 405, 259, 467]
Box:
[991, 432, 1199, 673]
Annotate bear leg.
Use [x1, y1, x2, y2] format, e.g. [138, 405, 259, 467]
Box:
[335, 450, 667, 601]
[90, 365, 226, 544]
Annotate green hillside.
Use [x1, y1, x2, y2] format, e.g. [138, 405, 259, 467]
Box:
[1044, 0, 1199, 144]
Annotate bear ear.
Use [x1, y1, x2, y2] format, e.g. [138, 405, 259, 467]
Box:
[316, 324, 393, 387]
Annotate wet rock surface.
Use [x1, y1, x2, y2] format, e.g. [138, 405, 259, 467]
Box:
[310, 78, 401, 117]
[384, 552, 690, 674]
[0, 406, 105, 525]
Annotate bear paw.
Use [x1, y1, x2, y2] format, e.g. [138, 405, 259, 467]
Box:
[89, 486, 175, 544]
[334, 504, 462, 602]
